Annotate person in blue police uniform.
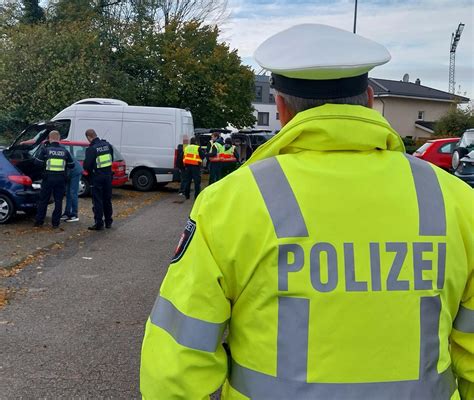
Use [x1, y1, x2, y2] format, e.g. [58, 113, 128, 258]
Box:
[83, 129, 114, 231]
[34, 130, 74, 228]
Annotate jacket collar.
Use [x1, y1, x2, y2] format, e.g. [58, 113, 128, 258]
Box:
[245, 104, 405, 166]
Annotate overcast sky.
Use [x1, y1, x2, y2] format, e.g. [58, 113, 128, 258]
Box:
[221, 0, 473, 99]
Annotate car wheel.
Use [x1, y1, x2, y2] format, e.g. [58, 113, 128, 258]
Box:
[0, 194, 15, 224]
[78, 176, 90, 197]
[451, 150, 460, 171]
[132, 169, 156, 191]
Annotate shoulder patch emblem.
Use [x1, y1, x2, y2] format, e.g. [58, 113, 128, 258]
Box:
[171, 218, 196, 263]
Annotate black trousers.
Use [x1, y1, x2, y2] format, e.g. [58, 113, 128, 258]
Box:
[209, 162, 222, 185]
[221, 161, 238, 177]
[178, 168, 186, 194]
[91, 174, 113, 227]
[36, 174, 66, 226]
[183, 165, 201, 199]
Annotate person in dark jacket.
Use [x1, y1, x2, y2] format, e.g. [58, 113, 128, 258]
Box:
[62, 156, 83, 222]
[220, 137, 240, 177]
[207, 132, 225, 185]
[182, 137, 206, 200]
[83, 129, 114, 231]
[176, 137, 189, 197]
[34, 131, 74, 228]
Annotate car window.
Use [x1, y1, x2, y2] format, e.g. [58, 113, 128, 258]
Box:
[113, 146, 124, 161]
[438, 143, 455, 154]
[460, 132, 474, 147]
[415, 143, 431, 153]
[71, 145, 87, 161]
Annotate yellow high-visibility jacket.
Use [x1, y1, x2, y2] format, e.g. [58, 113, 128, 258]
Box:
[140, 104, 474, 400]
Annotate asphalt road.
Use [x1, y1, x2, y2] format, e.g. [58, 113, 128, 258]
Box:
[0, 192, 194, 398]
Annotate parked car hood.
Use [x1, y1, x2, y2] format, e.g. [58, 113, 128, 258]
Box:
[460, 150, 474, 163]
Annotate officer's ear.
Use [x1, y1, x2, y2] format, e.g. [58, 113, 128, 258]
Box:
[276, 94, 295, 128]
[367, 85, 374, 109]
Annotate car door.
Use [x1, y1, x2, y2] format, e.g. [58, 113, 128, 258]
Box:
[437, 142, 456, 169]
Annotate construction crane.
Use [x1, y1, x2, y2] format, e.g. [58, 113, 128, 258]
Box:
[449, 23, 465, 94]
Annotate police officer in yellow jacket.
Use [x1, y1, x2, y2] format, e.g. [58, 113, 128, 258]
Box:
[140, 24, 474, 399]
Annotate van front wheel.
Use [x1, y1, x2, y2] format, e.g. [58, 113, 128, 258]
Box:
[132, 169, 156, 191]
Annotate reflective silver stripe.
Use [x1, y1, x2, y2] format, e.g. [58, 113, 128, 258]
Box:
[230, 295, 456, 399]
[149, 295, 226, 352]
[249, 158, 309, 238]
[277, 297, 309, 381]
[419, 296, 441, 377]
[453, 305, 474, 333]
[437, 243, 447, 290]
[405, 155, 446, 236]
[230, 361, 456, 400]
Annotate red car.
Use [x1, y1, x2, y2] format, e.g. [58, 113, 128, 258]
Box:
[59, 141, 128, 197]
[413, 138, 459, 170]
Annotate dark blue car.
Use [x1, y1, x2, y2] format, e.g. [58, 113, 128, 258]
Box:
[0, 121, 67, 224]
[0, 149, 41, 223]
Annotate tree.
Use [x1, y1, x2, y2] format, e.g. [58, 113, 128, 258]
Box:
[20, 0, 45, 24]
[434, 106, 474, 137]
[0, 6, 254, 132]
[116, 20, 255, 128]
[0, 20, 126, 130]
[157, 0, 228, 27]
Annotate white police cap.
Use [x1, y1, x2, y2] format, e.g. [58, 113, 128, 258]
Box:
[254, 24, 391, 99]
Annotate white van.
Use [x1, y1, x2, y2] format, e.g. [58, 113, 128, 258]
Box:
[52, 98, 194, 191]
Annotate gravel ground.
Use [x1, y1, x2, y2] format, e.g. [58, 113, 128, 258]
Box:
[0, 185, 206, 398]
[0, 184, 178, 308]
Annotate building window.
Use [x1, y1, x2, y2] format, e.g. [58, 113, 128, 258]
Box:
[417, 111, 425, 120]
[269, 93, 275, 104]
[276, 112, 280, 120]
[258, 112, 269, 126]
[255, 86, 263, 102]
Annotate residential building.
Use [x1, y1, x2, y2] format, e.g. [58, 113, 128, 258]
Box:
[252, 74, 470, 137]
[252, 75, 279, 132]
[370, 78, 469, 137]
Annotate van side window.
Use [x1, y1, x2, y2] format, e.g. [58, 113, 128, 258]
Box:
[54, 120, 72, 139]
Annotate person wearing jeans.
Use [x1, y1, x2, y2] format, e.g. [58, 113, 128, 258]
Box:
[63, 158, 83, 222]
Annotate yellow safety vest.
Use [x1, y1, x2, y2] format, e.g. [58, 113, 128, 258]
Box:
[183, 144, 202, 166]
[46, 158, 66, 172]
[140, 104, 474, 400]
[209, 141, 225, 162]
[219, 145, 237, 162]
[96, 153, 112, 168]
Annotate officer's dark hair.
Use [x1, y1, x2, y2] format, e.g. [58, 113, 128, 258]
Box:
[211, 132, 220, 139]
[190, 137, 197, 145]
[276, 90, 369, 115]
[225, 138, 232, 145]
[85, 129, 97, 139]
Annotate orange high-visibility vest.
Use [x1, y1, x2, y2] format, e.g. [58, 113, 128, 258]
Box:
[183, 144, 202, 166]
[219, 145, 237, 162]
